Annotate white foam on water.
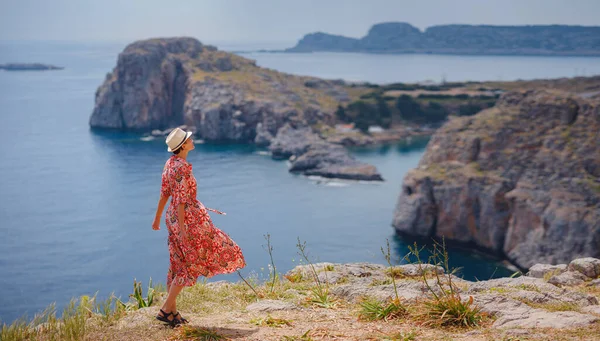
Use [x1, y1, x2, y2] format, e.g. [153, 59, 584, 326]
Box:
[323, 181, 349, 187]
[140, 136, 155, 141]
[254, 151, 271, 156]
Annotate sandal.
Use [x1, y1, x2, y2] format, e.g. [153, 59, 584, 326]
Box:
[156, 309, 174, 324]
[173, 312, 189, 324]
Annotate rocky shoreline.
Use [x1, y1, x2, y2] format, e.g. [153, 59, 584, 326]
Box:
[393, 89, 600, 269]
[90, 37, 440, 181]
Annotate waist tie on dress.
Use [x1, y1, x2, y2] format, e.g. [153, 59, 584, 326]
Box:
[206, 207, 226, 215]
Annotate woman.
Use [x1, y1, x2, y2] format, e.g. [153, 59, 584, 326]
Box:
[151, 127, 246, 326]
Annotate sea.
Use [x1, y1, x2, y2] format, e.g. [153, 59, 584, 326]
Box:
[1, 39, 599, 323]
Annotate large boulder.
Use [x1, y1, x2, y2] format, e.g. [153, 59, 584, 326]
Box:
[568, 257, 600, 279]
[527, 263, 567, 279]
[547, 271, 588, 286]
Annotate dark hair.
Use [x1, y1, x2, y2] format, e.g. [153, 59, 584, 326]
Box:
[172, 137, 190, 154]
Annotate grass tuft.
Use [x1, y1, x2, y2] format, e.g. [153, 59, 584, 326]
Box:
[406, 239, 486, 328]
[543, 269, 564, 282]
[296, 238, 337, 309]
[385, 267, 406, 279]
[358, 297, 407, 322]
[306, 287, 338, 309]
[284, 271, 304, 283]
[516, 284, 541, 292]
[370, 278, 393, 286]
[422, 294, 484, 327]
[250, 314, 293, 327]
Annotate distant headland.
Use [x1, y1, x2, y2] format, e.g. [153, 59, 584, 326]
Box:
[0, 63, 64, 71]
[285, 22, 600, 56]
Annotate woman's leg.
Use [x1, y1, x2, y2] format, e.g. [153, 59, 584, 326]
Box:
[162, 283, 184, 313]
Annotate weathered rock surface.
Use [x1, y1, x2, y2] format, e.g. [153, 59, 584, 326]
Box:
[491, 304, 598, 328]
[285, 260, 600, 329]
[527, 263, 567, 279]
[269, 124, 321, 159]
[269, 124, 383, 181]
[548, 271, 589, 287]
[527, 258, 600, 288]
[393, 90, 600, 269]
[568, 257, 600, 279]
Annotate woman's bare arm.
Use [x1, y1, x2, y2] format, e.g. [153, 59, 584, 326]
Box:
[152, 196, 169, 230]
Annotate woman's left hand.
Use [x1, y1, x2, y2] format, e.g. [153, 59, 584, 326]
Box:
[152, 218, 160, 230]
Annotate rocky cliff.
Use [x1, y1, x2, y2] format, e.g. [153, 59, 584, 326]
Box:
[393, 90, 600, 269]
[91, 37, 348, 136]
[90, 37, 382, 181]
[287, 22, 600, 56]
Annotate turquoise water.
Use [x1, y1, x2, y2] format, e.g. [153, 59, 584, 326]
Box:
[2, 41, 597, 323]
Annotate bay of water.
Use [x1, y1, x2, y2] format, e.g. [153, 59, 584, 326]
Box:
[1, 40, 598, 323]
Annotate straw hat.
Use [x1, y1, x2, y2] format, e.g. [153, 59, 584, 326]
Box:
[165, 128, 193, 152]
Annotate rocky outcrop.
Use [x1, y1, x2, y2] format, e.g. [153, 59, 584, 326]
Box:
[0, 63, 63, 71]
[269, 124, 383, 181]
[89, 258, 600, 340]
[284, 258, 600, 329]
[90, 37, 347, 138]
[90, 37, 386, 181]
[393, 90, 600, 269]
[90, 38, 202, 130]
[287, 22, 600, 56]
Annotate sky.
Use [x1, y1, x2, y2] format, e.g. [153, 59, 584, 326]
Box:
[1, 0, 600, 45]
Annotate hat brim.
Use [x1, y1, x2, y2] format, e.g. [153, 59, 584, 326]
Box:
[167, 131, 193, 152]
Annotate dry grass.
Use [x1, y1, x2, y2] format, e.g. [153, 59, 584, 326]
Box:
[187, 48, 353, 113]
[250, 315, 293, 328]
[385, 267, 407, 279]
[480, 75, 600, 94]
[516, 284, 542, 293]
[573, 284, 600, 300]
[516, 298, 582, 312]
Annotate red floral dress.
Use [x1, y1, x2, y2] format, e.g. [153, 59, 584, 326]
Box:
[160, 155, 246, 287]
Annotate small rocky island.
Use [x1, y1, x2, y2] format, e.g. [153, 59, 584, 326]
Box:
[286, 22, 600, 56]
[0, 63, 64, 71]
[393, 89, 600, 269]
